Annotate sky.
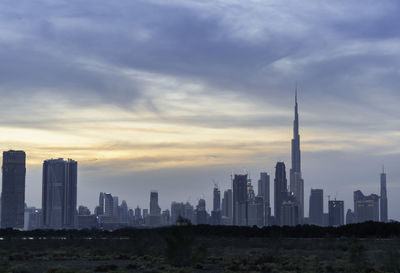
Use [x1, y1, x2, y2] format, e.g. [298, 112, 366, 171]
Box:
[0, 0, 400, 220]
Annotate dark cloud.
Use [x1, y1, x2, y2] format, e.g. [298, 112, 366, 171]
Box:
[1, 0, 399, 219]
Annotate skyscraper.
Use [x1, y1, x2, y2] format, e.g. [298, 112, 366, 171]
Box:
[380, 167, 388, 222]
[290, 91, 304, 222]
[328, 200, 344, 226]
[309, 189, 323, 226]
[232, 174, 248, 226]
[354, 190, 380, 223]
[1, 150, 26, 229]
[103, 193, 114, 217]
[213, 186, 221, 212]
[258, 173, 270, 206]
[42, 158, 77, 229]
[149, 191, 161, 226]
[222, 189, 233, 224]
[258, 172, 270, 226]
[274, 162, 288, 225]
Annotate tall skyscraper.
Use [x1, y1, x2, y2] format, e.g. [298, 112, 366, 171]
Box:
[222, 189, 233, 223]
[213, 186, 221, 212]
[103, 193, 114, 217]
[258, 172, 270, 226]
[290, 91, 304, 222]
[98, 192, 105, 215]
[1, 150, 26, 229]
[380, 167, 388, 222]
[274, 162, 288, 225]
[149, 191, 161, 226]
[309, 189, 323, 226]
[258, 173, 270, 206]
[328, 200, 344, 226]
[232, 174, 248, 226]
[42, 158, 77, 229]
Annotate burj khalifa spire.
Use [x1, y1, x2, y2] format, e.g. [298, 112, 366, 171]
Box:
[290, 89, 304, 222]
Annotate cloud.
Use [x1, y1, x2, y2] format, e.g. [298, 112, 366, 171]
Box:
[0, 0, 399, 219]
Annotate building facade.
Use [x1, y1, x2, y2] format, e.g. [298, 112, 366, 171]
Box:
[328, 200, 344, 226]
[1, 150, 26, 229]
[309, 189, 323, 226]
[42, 158, 77, 229]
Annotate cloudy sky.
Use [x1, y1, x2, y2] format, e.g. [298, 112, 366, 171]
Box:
[1, 0, 399, 219]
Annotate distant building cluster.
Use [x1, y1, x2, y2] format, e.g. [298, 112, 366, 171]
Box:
[0, 94, 392, 230]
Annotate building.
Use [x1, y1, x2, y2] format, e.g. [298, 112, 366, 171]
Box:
[281, 200, 299, 226]
[196, 199, 207, 225]
[309, 189, 323, 226]
[346, 209, 356, 225]
[42, 158, 77, 229]
[103, 193, 114, 217]
[222, 189, 233, 224]
[213, 186, 221, 212]
[161, 209, 170, 225]
[380, 167, 388, 222]
[258, 172, 270, 226]
[1, 150, 26, 229]
[289, 92, 305, 223]
[274, 162, 288, 225]
[78, 215, 98, 229]
[119, 200, 128, 223]
[232, 174, 248, 226]
[78, 206, 91, 216]
[354, 190, 380, 223]
[98, 192, 105, 215]
[112, 196, 119, 220]
[149, 191, 161, 226]
[24, 207, 41, 230]
[328, 200, 344, 226]
[247, 196, 264, 227]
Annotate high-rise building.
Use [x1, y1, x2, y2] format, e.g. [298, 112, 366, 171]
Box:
[290, 91, 304, 223]
[98, 192, 105, 215]
[1, 150, 26, 229]
[258, 173, 270, 226]
[354, 190, 380, 223]
[232, 174, 248, 226]
[119, 200, 128, 223]
[112, 196, 119, 220]
[258, 172, 270, 205]
[222, 189, 233, 224]
[196, 199, 208, 225]
[380, 167, 388, 222]
[281, 200, 299, 226]
[213, 186, 221, 212]
[274, 162, 288, 225]
[42, 158, 77, 229]
[78, 206, 91, 216]
[328, 200, 344, 226]
[134, 206, 142, 221]
[309, 189, 323, 226]
[247, 196, 264, 227]
[346, 209, 356, 225]
[103, 193, 114, 217]
[149, 191, 161, 226]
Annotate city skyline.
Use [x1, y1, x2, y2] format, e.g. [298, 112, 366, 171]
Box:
[0, 0, 399, 220]
[1, 93, 396, 226]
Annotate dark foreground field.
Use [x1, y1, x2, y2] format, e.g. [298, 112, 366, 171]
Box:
[1, 222, 400, 273]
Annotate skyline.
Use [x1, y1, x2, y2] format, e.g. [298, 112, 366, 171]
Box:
[0, 0, 399, 219]
[2, 92, 396, 222]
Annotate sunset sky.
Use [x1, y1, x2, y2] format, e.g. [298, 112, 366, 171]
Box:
[1, 0, 399, 219]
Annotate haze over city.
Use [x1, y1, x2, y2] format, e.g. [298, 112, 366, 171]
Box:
[0, 0, 399, 220]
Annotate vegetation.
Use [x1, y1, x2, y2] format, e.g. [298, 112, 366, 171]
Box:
[0, 222, 398, 272]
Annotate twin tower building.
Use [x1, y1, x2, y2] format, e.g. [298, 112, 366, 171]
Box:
[1, 152, 77, 229]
